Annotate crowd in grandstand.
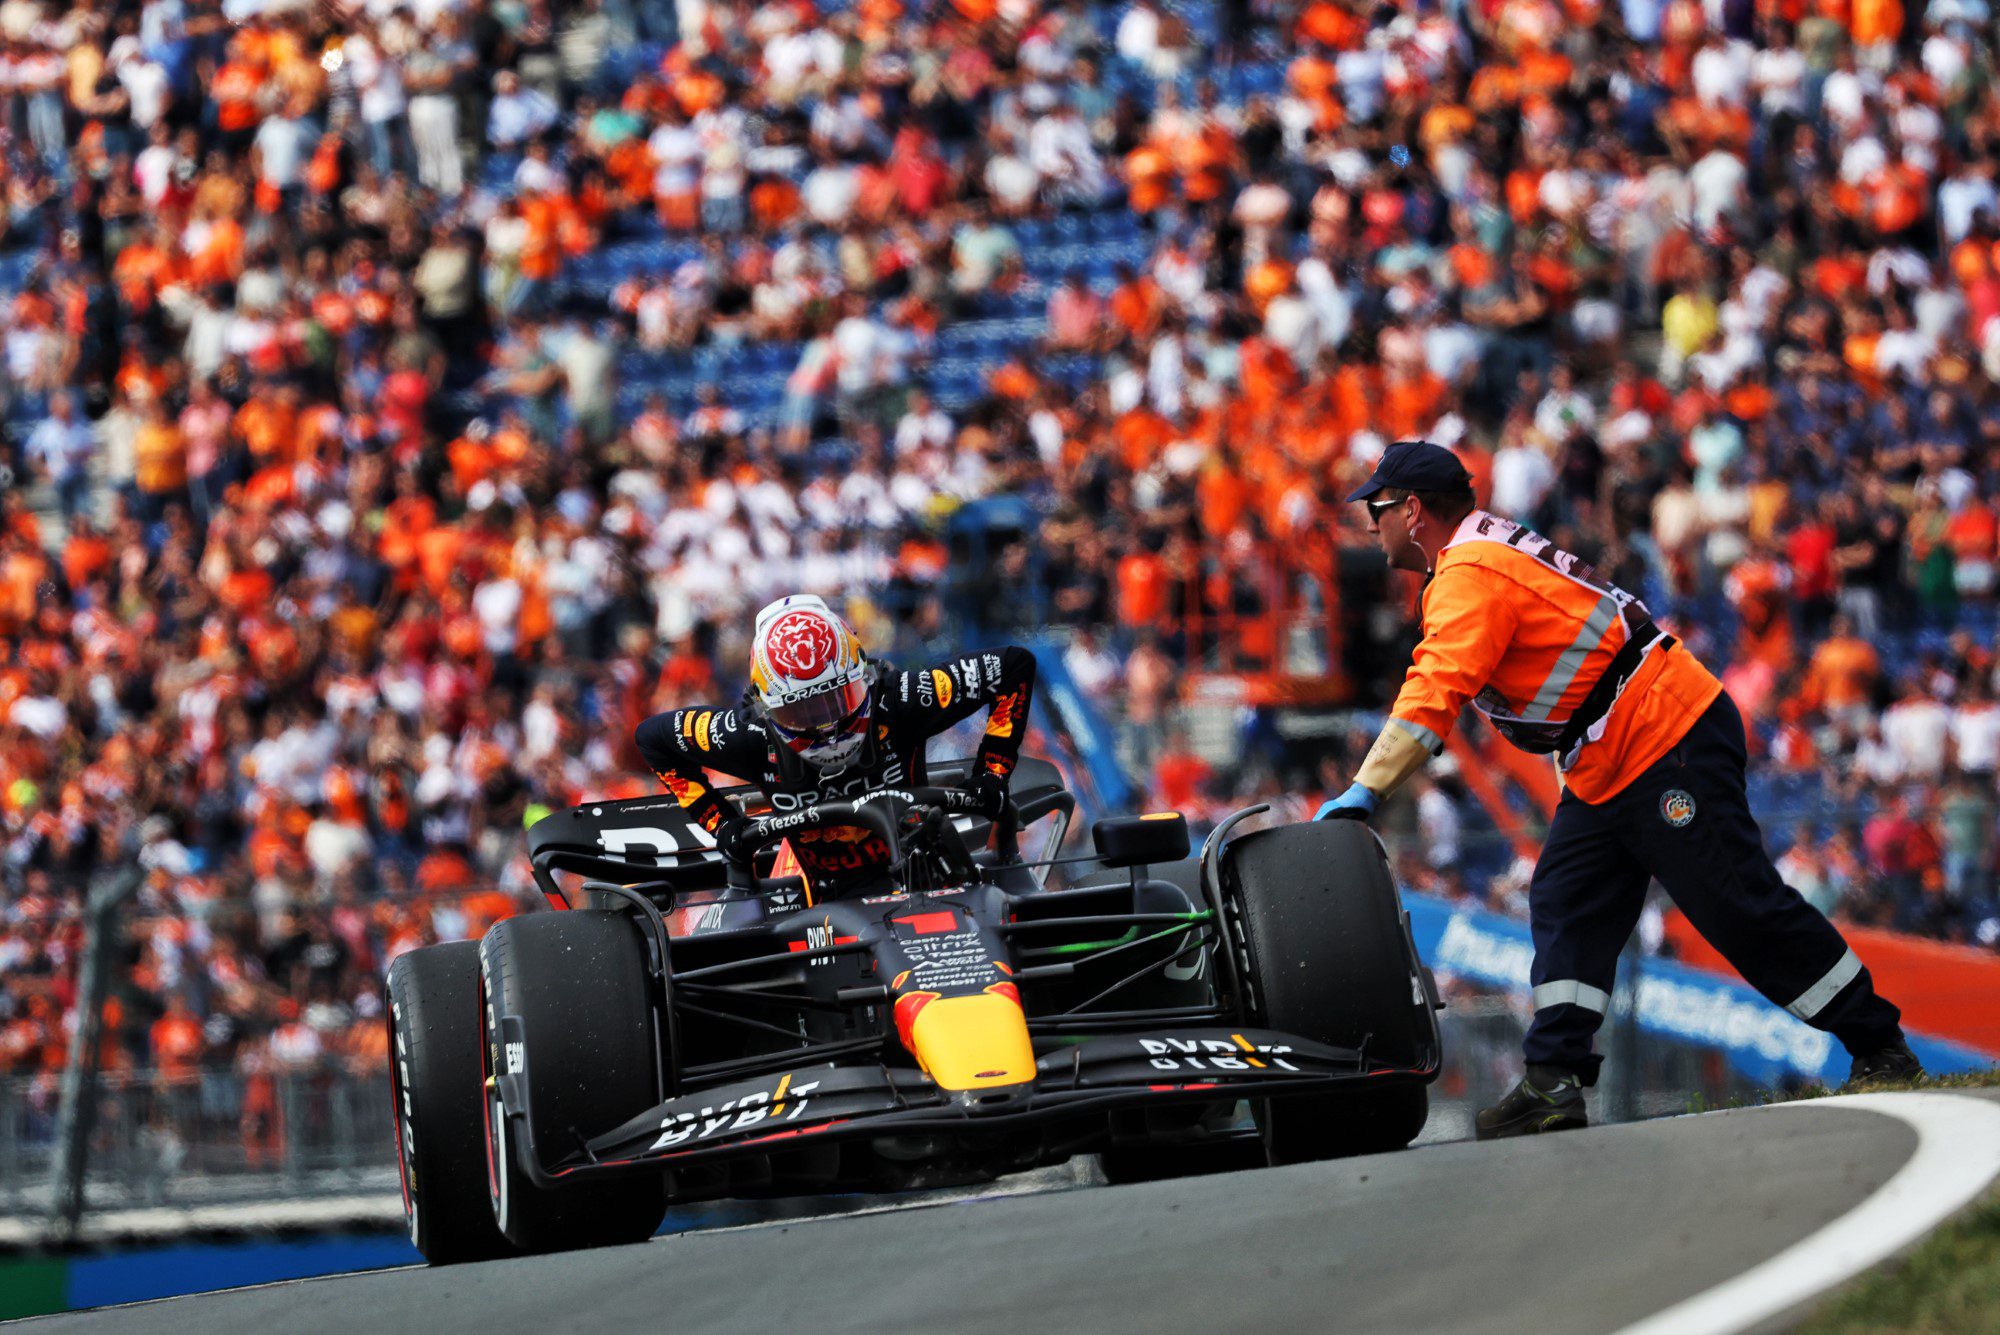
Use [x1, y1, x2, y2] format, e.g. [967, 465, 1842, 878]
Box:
[4, 0, 2000, 1136]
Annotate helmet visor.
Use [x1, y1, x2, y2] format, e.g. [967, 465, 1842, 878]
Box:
[766, 675, 870, 741]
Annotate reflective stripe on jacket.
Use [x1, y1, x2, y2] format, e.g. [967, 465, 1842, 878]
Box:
[1388, 510, 1724, 804]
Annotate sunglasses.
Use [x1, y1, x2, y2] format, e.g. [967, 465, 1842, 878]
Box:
[1365, 496, 1406, 520]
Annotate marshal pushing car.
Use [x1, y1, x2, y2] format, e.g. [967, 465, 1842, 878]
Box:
[385, 758, 1443, 1263]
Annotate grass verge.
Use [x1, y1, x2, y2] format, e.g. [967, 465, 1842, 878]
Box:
[1778, 1071, 2000, 1332]
[1798, 1189, 2000, 1333]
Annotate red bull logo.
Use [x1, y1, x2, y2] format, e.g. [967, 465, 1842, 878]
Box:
[984, 689, 1022, 739]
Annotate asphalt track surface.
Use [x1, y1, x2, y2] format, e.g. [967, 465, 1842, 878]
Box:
[28, 1092, 2000, 1335]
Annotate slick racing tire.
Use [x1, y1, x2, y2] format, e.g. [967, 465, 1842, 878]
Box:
[1218, 821, 1433, 1165]
[386, 941, 517, 1265]
[481, 911, 667, 1254]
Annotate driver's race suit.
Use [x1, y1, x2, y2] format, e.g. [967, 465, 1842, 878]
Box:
[634, 646, 1036, 893]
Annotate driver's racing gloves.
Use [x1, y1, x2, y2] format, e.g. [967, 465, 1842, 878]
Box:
[714, 816, 760, 866]
[965, 771, 1011, 820]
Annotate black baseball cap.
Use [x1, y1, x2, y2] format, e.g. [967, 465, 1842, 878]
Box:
[1345, 440, 1474, 503]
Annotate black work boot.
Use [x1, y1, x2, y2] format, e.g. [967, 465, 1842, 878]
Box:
[1846, 1038, 1924, 1088]
[1474, 1065, 1588, 1141]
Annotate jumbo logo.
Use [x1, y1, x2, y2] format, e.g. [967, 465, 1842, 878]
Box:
[930, 670, 953, 708]
[766, 611, 839, 679]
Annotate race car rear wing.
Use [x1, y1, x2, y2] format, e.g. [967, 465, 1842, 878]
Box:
[526, 759, 1076, 910]
[526, 795, 732, 909]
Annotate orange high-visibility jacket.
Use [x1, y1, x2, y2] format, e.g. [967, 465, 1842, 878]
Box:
[1388, 510, 1723, 804]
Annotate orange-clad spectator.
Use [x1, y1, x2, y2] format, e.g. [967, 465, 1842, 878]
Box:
[329, 586, 380, 657]
[1152, 730, 1213, 810]
[151, 994, 206, 1086]
[1288, 50, 1345, 132]
[1724, 376, 1775, 422]
[1295, 3, 1363, 48]
[234, 385, 300, 467]
[1117, 540, 1171, 629]
[1810, 252, 1868, 302]
[61, 522, 112, 591]
[1945, 497, 1999, 590]
[219, 563, 276, 617]
[1802, 615, 1882, 716]
[1243, 256, 1293, 314]
[989, 357, 1040, 401]
[1727, 547, 1796, 673]
[1505, 166, 1546, 224]
[187, 214, 247, 287]
[448, 422, 500, 489]
[1518, 48, 1574, 98]
[1109, 266, 1167, 338]
[1419, 102, 1477, 153]
[750, 175, 803, 230]
[0, 541, 48, 638]
[1468, 62, 1523, 113]
[1196, 461, 1252, 539]
[1113, 404, 1174, 472]
[1850, 0, 1901, 47]
[1381, 365, 1448, 440]
[1179, 119, 1238, 205]
[111, 228, 175, 314]
[1868, 163, 1926, 238]
[1124, 140, 1175, 212]
[1841, 311, 1885, 397]
[417, 524, 466, 596]
[211, 49, 264, 144]
[133, 398, 187, 518]
[379, 481, 439, 583]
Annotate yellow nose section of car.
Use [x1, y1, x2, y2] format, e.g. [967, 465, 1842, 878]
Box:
[893, 985, 1036, 1091]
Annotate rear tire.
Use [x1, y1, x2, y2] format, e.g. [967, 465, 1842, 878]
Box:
[386, 942, 517, 1265]
[1218, 821, 1434, 1164]
[481, 911, 668, 1254]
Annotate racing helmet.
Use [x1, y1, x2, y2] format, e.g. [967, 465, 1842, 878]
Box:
[750, 595, 871, 768]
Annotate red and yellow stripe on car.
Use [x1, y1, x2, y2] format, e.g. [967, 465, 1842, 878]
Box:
[892, 983, 1034, 1090]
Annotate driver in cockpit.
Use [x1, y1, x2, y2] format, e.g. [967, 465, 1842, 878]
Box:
[635, 595, 1037, 895]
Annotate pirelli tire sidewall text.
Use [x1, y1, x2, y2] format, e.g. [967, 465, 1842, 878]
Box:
[479, 910, 667, 1255]
[385, 940, 518, 1266]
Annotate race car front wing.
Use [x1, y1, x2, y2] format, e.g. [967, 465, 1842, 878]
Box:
[495, 1027, 1436, 1186]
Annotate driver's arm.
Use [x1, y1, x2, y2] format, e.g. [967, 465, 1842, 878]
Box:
[893, 646, 1038, 782]
[634, 706, 759, 837]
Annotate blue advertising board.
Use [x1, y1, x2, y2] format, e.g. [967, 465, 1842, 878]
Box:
[1404, 892, 1992, 1086]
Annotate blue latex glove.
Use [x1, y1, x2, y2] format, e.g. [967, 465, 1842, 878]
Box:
[1314, 782, 1378, 822]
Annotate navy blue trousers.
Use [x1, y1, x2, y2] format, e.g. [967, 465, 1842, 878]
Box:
[1523, 692, 1904, 1081]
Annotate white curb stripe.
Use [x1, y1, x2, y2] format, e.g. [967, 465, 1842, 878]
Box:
[1618, 1093, 2000, 1335]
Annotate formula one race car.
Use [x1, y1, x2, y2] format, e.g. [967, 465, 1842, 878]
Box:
[385, 759, 1443, 1263]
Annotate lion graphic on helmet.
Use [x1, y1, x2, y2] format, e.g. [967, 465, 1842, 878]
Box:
[765, 610, 838, 680]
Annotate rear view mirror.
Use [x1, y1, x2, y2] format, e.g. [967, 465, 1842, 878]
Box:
[1092, 813, 1191, 869]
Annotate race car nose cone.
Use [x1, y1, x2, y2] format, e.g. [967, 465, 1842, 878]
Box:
[896, 987, 1036, 1093]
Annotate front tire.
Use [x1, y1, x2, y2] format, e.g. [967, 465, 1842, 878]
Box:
[386, 942, 517, 1265]
[480, 911, 668, 1254]
[1218, 820, 1435, 1164]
